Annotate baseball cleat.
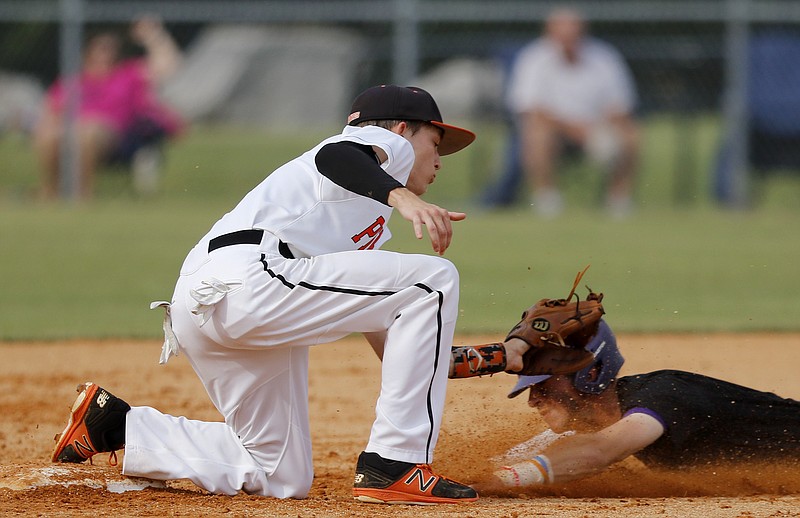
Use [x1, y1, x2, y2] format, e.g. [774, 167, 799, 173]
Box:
[352, 451, 478, 505]
[52, 382, 130, 465]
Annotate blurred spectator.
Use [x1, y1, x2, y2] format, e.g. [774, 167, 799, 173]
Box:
[0, 71, 44, 136]
[714, 32, 800, 206]
[32, 16, 184, 200]
[483, 7, 640, 218]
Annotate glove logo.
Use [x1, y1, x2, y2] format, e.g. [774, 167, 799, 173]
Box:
[531, 318, 550, 332]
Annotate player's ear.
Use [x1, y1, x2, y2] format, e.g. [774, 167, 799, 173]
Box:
[389, 121, 408, 136]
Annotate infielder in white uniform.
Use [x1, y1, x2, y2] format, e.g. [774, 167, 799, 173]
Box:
[51, 85, 480, 505]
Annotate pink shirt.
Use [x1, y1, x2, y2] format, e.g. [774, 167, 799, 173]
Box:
[47, 59, 182, 136]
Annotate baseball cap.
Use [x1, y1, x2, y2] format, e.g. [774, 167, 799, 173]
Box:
[347, 84, 476, 156]
[507, 319, 624, 398]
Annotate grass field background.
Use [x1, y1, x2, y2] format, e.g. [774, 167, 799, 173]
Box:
[1, 115, 799, 340]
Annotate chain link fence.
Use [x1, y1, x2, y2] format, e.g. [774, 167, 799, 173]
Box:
[1, 0, 799, 205]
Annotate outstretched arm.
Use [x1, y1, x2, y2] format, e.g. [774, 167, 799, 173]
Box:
[449, 339, 531, 378]
[544, 413, 663, 481]
[489, 413, 664, 488]
[450, 268, 604, 378]
[315, 141, 465, 255]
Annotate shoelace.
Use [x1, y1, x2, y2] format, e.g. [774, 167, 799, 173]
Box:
[86, 450, 118, 466]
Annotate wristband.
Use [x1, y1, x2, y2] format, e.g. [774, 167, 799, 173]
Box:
[495, 454, 553, 487]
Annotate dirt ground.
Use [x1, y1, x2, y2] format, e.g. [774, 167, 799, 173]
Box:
[2, 333, 800, 517]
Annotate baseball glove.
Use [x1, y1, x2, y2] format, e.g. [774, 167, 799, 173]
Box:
[448, 266, 605, 379]
[506, 266, 605, 376]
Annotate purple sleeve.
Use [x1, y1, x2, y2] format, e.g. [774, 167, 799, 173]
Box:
[623, 406, 668, 431]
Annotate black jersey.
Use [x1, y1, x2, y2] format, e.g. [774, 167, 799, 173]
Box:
[615, 370, 800, 468]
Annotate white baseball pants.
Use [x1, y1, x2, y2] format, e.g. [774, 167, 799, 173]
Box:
[122, 231, 459, 497]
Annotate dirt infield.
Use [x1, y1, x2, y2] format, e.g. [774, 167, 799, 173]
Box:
[2, 334, 800, 517]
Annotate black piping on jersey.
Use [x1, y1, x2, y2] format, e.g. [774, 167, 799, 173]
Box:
[315, 140, 404, 205]
[260, 252, 444, 461]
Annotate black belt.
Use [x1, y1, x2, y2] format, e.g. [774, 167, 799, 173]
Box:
[208, 229, 295, 259]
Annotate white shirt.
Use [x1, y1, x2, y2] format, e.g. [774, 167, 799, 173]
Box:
[187, 125, 415, 261]
[506, 37, 636, 124]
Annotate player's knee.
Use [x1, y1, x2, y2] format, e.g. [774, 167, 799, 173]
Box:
[428, 256, 459, 289]
[424, 256, 460, 318]
[284, 473, 313, 499]
[265, 466, 313, 499]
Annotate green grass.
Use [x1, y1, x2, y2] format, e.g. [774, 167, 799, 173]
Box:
[2, 117, 800, 339]
[385, 206, 800, 334]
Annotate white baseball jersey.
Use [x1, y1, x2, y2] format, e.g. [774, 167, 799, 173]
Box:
[506, 37, 636, 123]
[123, 125, 461, 498]
[185, 125, 414, 262]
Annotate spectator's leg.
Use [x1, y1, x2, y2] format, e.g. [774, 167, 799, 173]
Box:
[606, 118, 640, 217]
[76, 120, 118, 200]
[522, 111, 563, 216]
[480, 119, 524, 207]
[32, 112, 63, 200]
[131, 145, 162, 195]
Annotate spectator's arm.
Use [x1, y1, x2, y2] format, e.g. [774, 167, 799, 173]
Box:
[130, 16, 182, 84]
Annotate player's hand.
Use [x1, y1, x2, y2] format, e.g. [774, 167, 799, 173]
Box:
[388, 188, 465, 255]
[502, 337, 531, 373]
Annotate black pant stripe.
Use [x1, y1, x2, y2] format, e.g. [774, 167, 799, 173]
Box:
[260, 254, 295, 289]
[297, 281, 397, 297]
[415, 283, 444, 462]
[260, 254, 398, 296]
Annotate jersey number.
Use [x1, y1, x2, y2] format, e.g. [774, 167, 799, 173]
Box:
[351, 216, 385, 250]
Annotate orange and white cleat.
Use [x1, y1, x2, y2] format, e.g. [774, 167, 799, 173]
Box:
[353, 451, 478, 505]
[52, 382, 130, 465]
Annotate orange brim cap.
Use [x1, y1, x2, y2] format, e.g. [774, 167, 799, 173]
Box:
[431, 121, 476, 156]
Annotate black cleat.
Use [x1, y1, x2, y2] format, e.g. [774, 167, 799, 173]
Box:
[52, 382, 130, 464]
[353, 451, 478, 505]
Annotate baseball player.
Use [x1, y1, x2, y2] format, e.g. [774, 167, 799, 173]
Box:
[51, 85, 485, 504]
[481, 320, 800, 489]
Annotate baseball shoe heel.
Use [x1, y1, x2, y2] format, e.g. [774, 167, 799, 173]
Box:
[352, 451, 478, 505]
[52, 382, 131, 465]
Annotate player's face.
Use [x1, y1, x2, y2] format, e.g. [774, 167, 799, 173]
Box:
[527, 375, 590, 433]
[402, 124, 442, 196]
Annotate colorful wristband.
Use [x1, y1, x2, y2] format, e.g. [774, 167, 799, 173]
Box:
[495, 454, 553, 487]
[531, 454, 553, 484]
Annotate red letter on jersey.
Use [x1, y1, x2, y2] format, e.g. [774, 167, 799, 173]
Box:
[351, 216, 385, 250]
